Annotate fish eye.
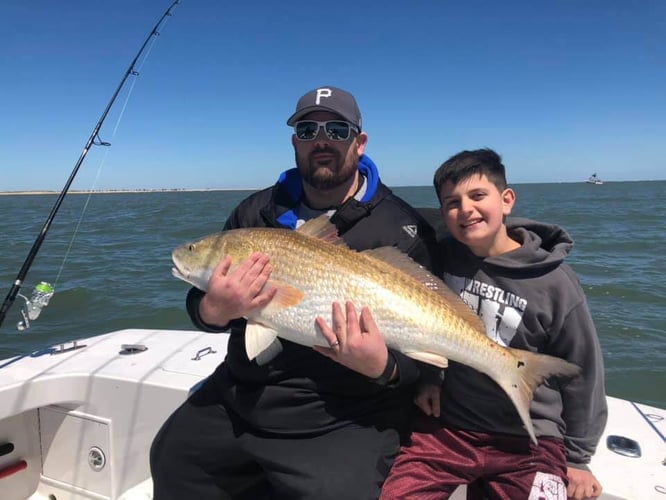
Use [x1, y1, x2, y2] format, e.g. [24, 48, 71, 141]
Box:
[188, 244, 195, 251]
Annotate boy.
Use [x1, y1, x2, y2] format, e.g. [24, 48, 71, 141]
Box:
[381, 149, 607, 500]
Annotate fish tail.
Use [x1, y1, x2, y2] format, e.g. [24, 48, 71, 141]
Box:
[493, 348, 581, 445]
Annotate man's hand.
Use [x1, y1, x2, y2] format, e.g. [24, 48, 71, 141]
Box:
[199, 252, 276, 327]
[567, 467, 602, 499]
[414, 383, 441, 417]
[314, 301, 391, 380]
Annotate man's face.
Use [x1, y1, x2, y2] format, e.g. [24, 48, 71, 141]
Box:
[292, 111, 367, 191]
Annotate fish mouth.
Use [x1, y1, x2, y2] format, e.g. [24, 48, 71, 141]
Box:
[171, 265, 201, 290]
[171, 257, 210, 291]
[171, 265, 188, 281]
[171, 255, 193, 284]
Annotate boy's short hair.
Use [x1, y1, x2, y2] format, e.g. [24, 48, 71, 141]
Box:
[433, 148, 508, 203]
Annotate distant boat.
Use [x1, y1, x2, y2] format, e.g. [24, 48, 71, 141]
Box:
[587, 173, 604, 185]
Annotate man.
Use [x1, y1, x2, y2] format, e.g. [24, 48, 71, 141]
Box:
[150, 86, 437, 499]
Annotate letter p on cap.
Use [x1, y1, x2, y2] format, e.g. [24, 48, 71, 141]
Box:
[315, 88, 332, 104]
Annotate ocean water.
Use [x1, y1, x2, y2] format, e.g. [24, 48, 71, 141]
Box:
[0, 182, 664, 408]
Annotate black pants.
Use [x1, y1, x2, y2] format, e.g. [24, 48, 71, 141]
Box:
[150, 380, 400, 500]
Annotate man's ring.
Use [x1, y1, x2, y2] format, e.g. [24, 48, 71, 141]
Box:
[330, 340, 340, 348]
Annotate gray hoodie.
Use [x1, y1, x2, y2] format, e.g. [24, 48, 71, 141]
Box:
[437, 217, 607, 467]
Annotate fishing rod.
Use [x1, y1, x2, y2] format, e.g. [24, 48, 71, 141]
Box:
[0, 0, 182, 330]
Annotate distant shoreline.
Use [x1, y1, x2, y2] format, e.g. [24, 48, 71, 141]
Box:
[2, 180, 663, 196]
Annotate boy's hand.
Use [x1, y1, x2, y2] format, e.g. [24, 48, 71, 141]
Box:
[414, 383, 441, 417]
[567, 467, 602, 499]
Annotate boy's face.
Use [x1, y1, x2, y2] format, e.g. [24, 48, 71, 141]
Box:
[439, 173, 516, 257]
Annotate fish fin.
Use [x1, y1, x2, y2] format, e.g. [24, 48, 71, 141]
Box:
[255, 337, 284, 365]
[493, 348, 581, 445]
[433, 285, 487, 333]
[261, 280, 305, 316]
[245, 321, 282, 363]
[363, 247, 486, 332]
[362, 247, 445, 291]
[296, 214, 348, 247]
[403, 350, 449, 368]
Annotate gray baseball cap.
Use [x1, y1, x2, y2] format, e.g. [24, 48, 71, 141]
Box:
[287, 86, 362, 130]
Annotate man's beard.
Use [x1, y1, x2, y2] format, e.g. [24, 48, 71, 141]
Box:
[296, 147, 359, 191]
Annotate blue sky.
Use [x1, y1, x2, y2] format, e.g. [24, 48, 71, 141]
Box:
[2, 0, 664, 191]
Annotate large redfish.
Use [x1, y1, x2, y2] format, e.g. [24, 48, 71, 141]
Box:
[172, 215, 580, 443]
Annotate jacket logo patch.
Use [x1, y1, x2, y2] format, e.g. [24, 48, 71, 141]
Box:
[402, 225, 418, 238]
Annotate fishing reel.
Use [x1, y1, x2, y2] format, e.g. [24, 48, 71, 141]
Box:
[16, 281, 54, 331]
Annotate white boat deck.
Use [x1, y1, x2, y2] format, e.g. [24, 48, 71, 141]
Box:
[0, 329, 228, 500]
[0, 329, 664, 499]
